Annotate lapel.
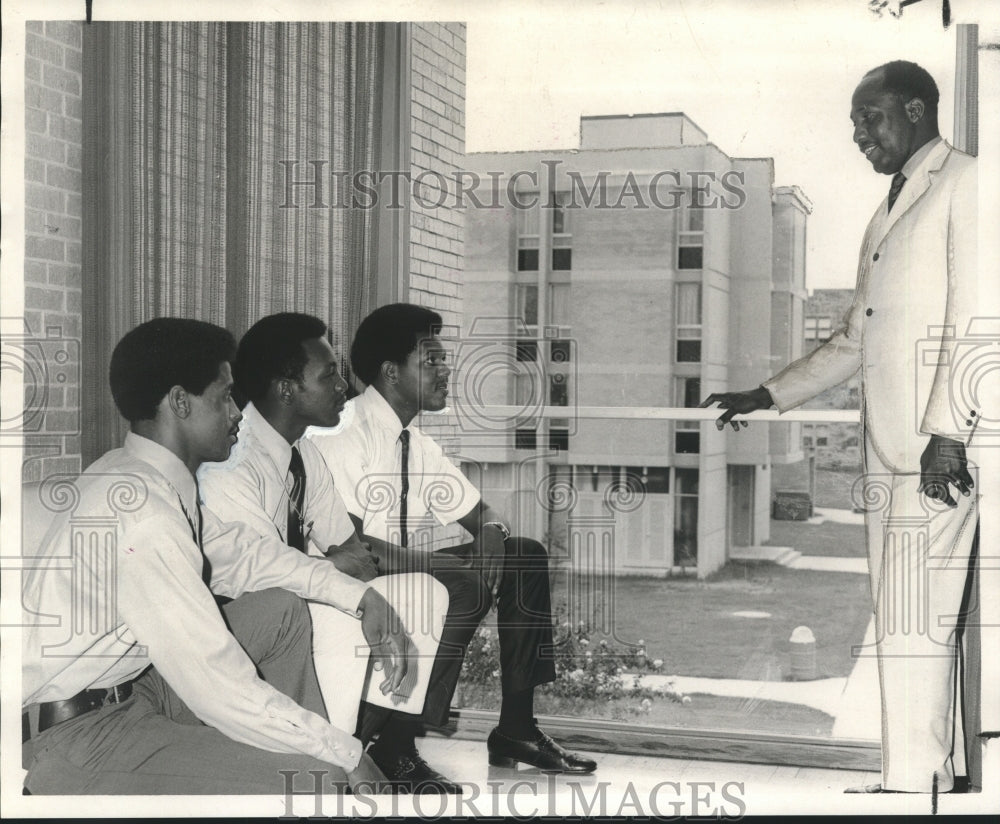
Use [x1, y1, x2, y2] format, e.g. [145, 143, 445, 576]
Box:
[873, 140, 952, 248]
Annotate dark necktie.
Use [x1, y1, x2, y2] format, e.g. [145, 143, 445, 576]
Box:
[887, 172, 906, 213]
[287, 446, 307, 552]
[399, 430, 410, 548]
[178, 485, 213, 588]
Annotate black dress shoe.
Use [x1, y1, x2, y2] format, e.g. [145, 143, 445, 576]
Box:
[487, 724, 597, 774]
[367, 744, 461, 794]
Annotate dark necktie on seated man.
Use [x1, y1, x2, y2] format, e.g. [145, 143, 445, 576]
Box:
[398, 430, 410, 548]
[887, 172, 906, 213]
[287, 445, 307, 552]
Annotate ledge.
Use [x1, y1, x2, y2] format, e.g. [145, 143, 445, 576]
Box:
[434, 708, 881, 772]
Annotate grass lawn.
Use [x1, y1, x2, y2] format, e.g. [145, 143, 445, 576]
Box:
[766, 518, 867, 558]
[548, 563, 873, 681]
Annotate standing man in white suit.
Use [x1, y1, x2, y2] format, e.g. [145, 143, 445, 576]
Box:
[702, 60, 985, 793]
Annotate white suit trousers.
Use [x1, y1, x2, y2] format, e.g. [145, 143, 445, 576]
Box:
[861, 435, 978, 792]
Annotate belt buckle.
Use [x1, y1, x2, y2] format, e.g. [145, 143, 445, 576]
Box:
[105, 685, 122, 706]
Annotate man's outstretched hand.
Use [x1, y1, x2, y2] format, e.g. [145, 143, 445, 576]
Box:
[357, 588, 414, 698]
[699, 386, 774, 431]
[918, 434, 974, 508]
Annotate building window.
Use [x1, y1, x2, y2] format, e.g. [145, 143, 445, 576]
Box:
[515, 428, 537, 449]
[549, 428, 569, 451]
[514, 283, 538, 328]
[675, 283, 702, 363]
[804, 316, 832, 342]
[517, 204, 540, 271]
[677, 198, 704, 270]
[516, 194, 572, 271]
[675, 377, 701, 454]
[515, 340, 538, 361]
[549, 282, 570, 327]
[674, 467, 699, 566]
[549, 373, 570, 451]
[640, 466, 671, 494]
[551, 192, 572, 271]
[675, 432, 700, 453]
[550, 373, 569, 407]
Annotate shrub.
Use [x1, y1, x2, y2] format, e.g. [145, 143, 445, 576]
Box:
[457, 603, 689, 717]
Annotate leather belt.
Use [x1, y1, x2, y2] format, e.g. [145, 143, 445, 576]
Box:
[36, 680, 135, 735]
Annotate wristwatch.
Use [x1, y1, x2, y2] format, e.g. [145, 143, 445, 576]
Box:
[483, 521, 510, 541]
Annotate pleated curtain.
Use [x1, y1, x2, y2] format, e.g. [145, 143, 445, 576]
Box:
[82, 22, 387, 462]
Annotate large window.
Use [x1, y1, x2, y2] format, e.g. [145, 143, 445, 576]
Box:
[457, 406, 879, 767]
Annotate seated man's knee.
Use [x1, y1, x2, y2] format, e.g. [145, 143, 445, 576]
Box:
[242, 587, 308, 622]
[378, 572, 451, 634]
[509, 537, 549, 569]
[441, 567, 491, 623]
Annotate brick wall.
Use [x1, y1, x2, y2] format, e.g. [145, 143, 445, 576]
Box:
[408, 23, 465, 329]
[23, 21, 84, 483]
[408, 23, 467, 459]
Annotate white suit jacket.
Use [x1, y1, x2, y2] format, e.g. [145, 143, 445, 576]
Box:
[764, 140, 980, 474]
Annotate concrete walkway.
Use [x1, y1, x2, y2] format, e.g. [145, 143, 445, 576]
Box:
[789, 555, 868, 573]
[734, 506, 869, 573]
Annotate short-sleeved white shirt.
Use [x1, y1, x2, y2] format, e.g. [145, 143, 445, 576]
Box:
[307, 386, 480, 551]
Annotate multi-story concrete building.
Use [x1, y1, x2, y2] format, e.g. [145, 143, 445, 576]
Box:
[460, 113, 811, 577]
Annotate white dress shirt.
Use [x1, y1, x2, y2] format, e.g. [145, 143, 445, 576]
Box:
[198, 402, 355, 553]
[306, 386, 480, 549]
[22, 432, 369, 770]
[199, 401, 447, 730]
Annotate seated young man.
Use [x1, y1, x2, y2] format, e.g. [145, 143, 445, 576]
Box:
[198, 313, 454, 794]
[308, 303, 597, 775]
[21, 318, 407, 795]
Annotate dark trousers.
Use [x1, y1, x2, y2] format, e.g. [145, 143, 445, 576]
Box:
[379, 537, 557, 728]
[23, 588, 349, 795]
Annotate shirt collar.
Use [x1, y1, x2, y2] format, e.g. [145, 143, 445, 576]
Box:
[901, 135, 942, 180]
[124, 431, 198, 513]
[240, 401, 294, 473]
[361, 385, 407, 439]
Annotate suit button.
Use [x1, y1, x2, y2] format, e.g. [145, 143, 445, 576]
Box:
[866, 308, 873, 316]
[873, 252, 880, 261]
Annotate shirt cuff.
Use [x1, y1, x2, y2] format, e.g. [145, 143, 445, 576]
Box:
[320, 732, 365, 772]
[311, 562, 371, 615]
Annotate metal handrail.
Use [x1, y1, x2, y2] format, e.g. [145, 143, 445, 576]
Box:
[460, 405, 860, 423]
